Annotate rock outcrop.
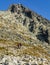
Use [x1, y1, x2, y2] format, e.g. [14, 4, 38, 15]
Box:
[0, 4, 50, 65]
[0, 55, 50, 65]
[8, 4, 50, 44]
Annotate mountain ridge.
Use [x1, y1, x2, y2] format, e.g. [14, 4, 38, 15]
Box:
[8, 4, 50, 21]
[8, 4, 50, 44]
[0, 4, 50, 65]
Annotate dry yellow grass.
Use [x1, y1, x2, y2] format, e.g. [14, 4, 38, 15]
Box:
[0, 39, 50, 61]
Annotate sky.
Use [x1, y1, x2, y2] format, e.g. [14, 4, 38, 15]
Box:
[0, 0, 50, 20]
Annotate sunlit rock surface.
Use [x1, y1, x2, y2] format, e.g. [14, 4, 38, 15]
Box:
[0, 4, 50, 65]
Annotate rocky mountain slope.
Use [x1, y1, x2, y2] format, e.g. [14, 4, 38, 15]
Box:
[0, 4, 50, 65]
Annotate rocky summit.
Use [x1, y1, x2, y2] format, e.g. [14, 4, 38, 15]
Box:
[0, 4, 50, 65]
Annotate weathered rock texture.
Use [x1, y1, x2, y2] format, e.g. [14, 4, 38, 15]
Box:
[0, 4, 50, 65]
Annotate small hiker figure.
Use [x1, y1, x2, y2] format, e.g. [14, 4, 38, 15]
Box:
[17, 43, 22, 49]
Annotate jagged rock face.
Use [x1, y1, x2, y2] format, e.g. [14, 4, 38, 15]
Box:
[0, 4, 50, 65]
[8, 4, 50, 44]
[48, 28, 50, 43]
[9, 4, 25, 13]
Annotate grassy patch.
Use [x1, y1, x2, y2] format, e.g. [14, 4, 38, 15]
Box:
[0, 39, 50, 61]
